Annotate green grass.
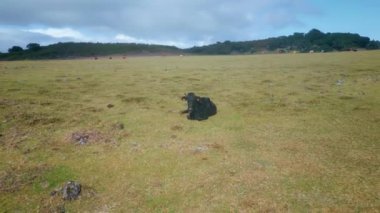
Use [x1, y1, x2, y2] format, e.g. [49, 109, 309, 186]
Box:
[32, 165, 76, 193]
[0, 51, 379, 212]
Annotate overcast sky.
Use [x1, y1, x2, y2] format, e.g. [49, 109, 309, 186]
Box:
[0, 0, 379, 52]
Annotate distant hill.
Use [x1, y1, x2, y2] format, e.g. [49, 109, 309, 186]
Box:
[186, 29, 380, 55]
[0, 42, 182, 60]
[0, 29, 379, 60]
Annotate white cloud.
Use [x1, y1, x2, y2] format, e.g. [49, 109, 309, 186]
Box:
[114, 34, 143, 43]
[0, 27, 59, 52]
[114, 33, 192, 48]
[26, 27, 86, 40]
[0, 0, 321, 47]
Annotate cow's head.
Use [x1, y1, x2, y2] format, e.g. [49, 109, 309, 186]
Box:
[181, 92, 200, 110]
[181, 92, 196, 101]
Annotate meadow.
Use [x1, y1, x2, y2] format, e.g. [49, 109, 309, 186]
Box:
[0, 51, 379, 212]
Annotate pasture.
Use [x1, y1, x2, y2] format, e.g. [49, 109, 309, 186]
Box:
[0, 51, 379, 212]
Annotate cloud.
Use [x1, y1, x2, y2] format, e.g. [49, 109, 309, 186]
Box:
[115, 34, 194, 48]
[26, 28, 86, 40]
[0, 27, 58, 52]
[0, 0, 321, 51]
[114, 34, 168, 45]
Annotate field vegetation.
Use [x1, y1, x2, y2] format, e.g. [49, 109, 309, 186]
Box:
[0, 51, 379, 211]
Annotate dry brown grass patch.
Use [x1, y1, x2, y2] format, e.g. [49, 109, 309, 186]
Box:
[0, 164, 49, 193]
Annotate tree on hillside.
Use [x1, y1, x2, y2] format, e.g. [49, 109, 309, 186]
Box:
[366, 40, 380, 49]
[305, 29, 325, 42]
[8, 46, 23, 53]
[27, 43, 41, 51]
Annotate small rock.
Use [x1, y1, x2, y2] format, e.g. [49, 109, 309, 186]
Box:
[62, 181, 81, 200]
[50, 181, 81, 200]
[336, 79, 344, 86]
[107, 104, 114, 108]
[71, 132, 89, 145]
[78, 136, 88, 145]
[193, 146, 208, 154]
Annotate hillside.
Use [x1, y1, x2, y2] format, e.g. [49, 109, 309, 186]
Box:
[0, 29, 379, 60]
[0, 42, 182, 60]
[186, 29, 380, 54]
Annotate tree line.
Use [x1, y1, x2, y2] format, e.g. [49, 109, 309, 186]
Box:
[0, 42, 181, 60]
[1, 29, 379, 60]
[186, 29, 380, 55]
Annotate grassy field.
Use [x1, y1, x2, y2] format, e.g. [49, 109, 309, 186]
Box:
[0, 51, 379, 212]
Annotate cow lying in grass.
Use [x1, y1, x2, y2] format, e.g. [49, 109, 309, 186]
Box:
[181, 92, 217, 121]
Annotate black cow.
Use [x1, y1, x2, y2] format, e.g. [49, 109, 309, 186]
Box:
[181, 92, 217, 120]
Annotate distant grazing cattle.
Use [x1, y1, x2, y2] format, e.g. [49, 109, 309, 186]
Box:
[181, 92, 217, 121]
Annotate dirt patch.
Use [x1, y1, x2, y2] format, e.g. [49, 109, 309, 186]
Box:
[207, 143, 225, 151]
[192, 146, 208, 154]
[191, 143, 226, 155]
[28, 117, 62, 126]
[261, 79, 273, 84]
[6, 111, 63, 126]
[0, 99, 18, 108]
[0, 127, 31, 150]
[40, 102, 53, 106]
[187, 77, 201, 81]
[68, 126, 127, 145]
[287, 92, 298, 96]
[70, 130, 107, 145]
[353, 106, 371, 111]
[122, 97, 147, 104]
[84, 106, 104, 113]
[7, 88, 21, 92]
[170, 125, 183, 131]
[0, 164, 49, 193]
